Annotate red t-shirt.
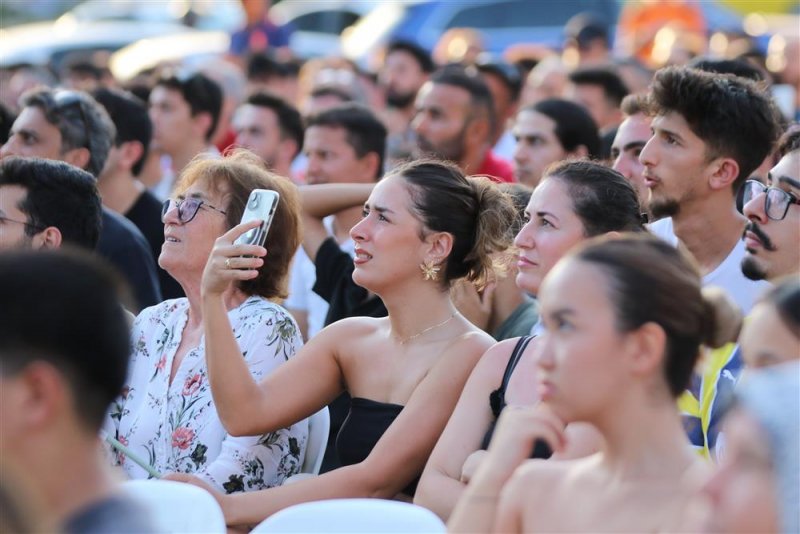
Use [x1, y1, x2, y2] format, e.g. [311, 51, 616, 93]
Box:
[475, 150, 515, 183]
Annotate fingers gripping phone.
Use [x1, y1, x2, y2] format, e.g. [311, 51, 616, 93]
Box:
[233, 189, 280, 249]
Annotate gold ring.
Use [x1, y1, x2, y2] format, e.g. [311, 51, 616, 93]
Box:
[225, 258, 232, 269]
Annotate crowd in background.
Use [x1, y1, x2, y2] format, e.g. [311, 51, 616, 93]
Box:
[0, 0, 798, 532]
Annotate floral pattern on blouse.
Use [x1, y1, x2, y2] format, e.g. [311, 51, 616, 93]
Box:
[105, 296, 307, 493]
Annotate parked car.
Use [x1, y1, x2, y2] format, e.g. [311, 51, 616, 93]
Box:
[342, 0, 620, 67]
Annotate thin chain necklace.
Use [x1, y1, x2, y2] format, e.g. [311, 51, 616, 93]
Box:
[396, 312, 458, 345]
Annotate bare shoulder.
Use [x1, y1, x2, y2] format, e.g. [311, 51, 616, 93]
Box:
[315, 315, 388, 341]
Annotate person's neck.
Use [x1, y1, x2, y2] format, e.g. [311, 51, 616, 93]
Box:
[98, 169, 145, 215]
[271, 160, 292, 180]
[179, 273, 250, 331]
[460, 146, 488, 176]
[593, 390, 697, 483]
[26, 431, 117, 529]
[332, 207, 363, 244]
[488, 273, 526, 334]
[383, 281, 459, 343]
[169, 139, 210, 176]
[671, 195, 746, 276]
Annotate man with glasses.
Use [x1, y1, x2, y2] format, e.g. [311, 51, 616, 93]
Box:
[641, 66, 782, 314]
[1, 87, 161, 312]
[740, 128, 800, 282]
[0, 157, 102, 251]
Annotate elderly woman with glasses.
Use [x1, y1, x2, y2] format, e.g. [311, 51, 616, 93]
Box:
[105, 150, 308, 494]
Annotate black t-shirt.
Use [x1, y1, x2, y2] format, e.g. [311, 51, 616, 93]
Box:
[312, 237, 387, 326]
[126, 191, 184, 300]
[97, 207, 162, 312]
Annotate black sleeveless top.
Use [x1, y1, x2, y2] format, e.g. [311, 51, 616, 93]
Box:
[335, 397, 420, 496]
[481, 336, 552, 459]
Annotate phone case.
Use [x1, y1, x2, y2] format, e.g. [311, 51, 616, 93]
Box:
[233, 189, 280, 249]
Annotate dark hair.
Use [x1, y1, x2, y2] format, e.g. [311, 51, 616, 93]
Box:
[565, 12, 609, 49]
[62, 60, 104, 81]
[568, 67, 630, 107]
[92, 87, 152, 176]
[306, 103, 387, 179]
[309, 85, 355, 103]
[155, 71, 223, 141]
[21, 88, 116, 177]
[620, 93, 648, 117]
[174, 149, 300, 299]
[0, 249, 131, 431]
[476, 56, 523, 102]
[647, 66, 783, 191]
[0, 157, 102, 249]
[0, 101, 15, 144]
[245, 91, 304, 157]
[430, 65, 497, 136]
[688, 57, 765, 82]
[390, 159, 516, 287]
[387, 40, 435, 74]
[529, 98, 601, 158]
[501, 182, 533, 237]
[572, 234, 741, 397]
[543, 160, 646, 236]
[759, 277, 800, 339]
[246, 52, 300, 81]
[776, 126, 800, 158]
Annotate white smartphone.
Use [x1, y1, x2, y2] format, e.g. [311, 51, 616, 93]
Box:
[233, 189, 280, 248]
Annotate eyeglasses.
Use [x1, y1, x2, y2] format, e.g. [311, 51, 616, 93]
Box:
[53, 90, 91, 150]
[161, 197, 227, 224]
[737, 180, 799, 221]
[0, 215, 45, 231]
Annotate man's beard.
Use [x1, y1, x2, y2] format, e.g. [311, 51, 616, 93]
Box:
[386, 90, 416, 109]
[740, 222, 776, 281]
[648, 196, 680, 219]
[415, 126, 467, 163]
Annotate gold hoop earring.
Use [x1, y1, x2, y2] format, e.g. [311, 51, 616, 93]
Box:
[420, 260, 440, 282]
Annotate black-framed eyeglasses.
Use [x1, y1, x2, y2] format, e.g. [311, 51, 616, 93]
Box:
[53, 90, 91, 150]
[737, 179, 799, 221]
[161, 197, 227, 224]
[0, 215, 45, 231]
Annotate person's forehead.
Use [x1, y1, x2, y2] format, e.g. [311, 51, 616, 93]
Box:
[421, 82, 470, 107]
[0, 184, 28, 211]
[150, 85, 187, 105]
[235, 104, 277, 126]
[305, 124, 349, 146]
[770, 151, 800, 185]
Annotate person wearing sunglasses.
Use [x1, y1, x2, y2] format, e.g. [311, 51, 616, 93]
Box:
[1, 87, 161, 312]
[740, 127, 800, 283]
[105, 149, 309, 495]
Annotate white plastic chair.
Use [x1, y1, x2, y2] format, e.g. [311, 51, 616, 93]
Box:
[250, 498, 446, 533]
[122, 479, 226, 533]
[301, 406, 330, 475]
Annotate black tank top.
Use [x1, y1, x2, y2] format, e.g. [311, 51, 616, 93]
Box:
[335, 397, 420, 496]
[481, 336, 552, 459]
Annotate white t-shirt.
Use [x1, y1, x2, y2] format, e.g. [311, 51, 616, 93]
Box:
[648, 217, 770, 314]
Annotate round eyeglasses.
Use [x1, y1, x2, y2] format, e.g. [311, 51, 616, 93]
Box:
[161, 197, 227, 224]
[737, 180, 799, 221]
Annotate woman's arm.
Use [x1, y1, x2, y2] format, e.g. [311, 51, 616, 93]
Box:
[200, 222, 351, 436]
[414, 339, 517, 520]
[448, 405, 567, 533]
[298, 183, 374, 262]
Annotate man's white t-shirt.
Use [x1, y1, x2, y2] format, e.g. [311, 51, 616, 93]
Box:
[648, 217, 770, 314]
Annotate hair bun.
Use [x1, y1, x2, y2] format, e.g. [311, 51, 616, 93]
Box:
[701, 286, 743, 348]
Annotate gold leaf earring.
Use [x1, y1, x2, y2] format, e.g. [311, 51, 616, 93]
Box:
[420, 260, 440, 282]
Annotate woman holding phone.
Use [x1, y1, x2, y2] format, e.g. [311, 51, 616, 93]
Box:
[168, 159, 517, 527]
[106, 150, 308, 492]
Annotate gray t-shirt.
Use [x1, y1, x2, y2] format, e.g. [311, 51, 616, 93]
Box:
[64, 495, 157, 534]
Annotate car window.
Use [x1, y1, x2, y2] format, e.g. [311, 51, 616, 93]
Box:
[291, 11, 361, 35]
[445, 0, 614, 28]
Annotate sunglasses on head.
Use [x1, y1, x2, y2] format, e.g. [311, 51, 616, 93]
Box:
[737, 180, 799, 222]
[161, 197, 227, 224]
[52, 90, 91, 149]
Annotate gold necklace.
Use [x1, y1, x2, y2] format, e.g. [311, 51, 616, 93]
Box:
[397, 312, 458, 345]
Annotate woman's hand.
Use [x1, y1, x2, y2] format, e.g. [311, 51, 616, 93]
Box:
[479, 404, 566, 486]
[201, 220, 268, 298]
[460, 449, 487, 484]
[451, 280, 495, 331]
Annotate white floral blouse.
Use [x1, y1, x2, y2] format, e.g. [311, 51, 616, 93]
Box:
[105, 296, 307, 494]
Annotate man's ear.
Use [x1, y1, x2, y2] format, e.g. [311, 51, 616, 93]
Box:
[708, 157, 740, 191]
[119, 141, 145, 172]
[14, 362, 68, 432]
[356, 151, 381, 182]
[567, 144, 589, 159]
[62, 146, 91, 172]
[31, 227, 63, 250]
[192, 111, 214, 142]
[465, 113, 491, 149]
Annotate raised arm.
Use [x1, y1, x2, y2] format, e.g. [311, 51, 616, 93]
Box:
[200, 221, 346, 437]
[298, 183, 374, 262]
[414, 339, 516, 519]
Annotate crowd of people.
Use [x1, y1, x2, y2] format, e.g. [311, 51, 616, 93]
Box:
[0, 0, 798, 532]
